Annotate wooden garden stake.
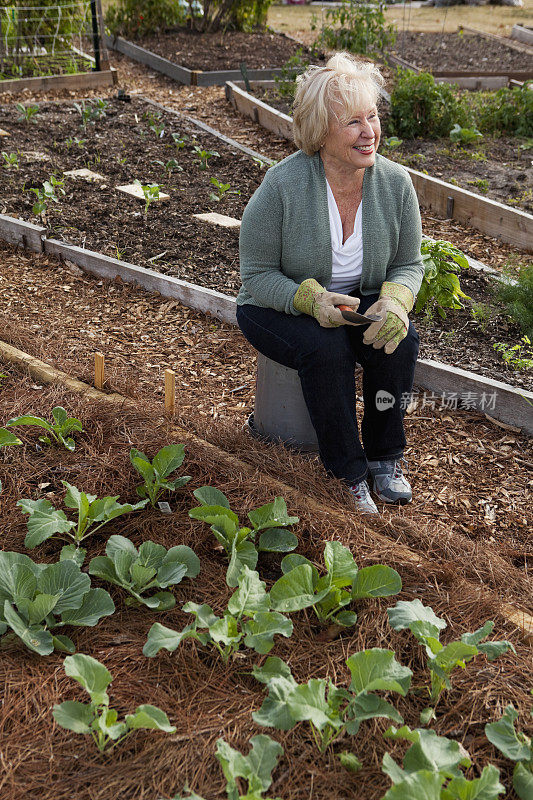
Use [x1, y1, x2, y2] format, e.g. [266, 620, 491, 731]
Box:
[165, 369, 176, 414]
[94, 352, 105, 390]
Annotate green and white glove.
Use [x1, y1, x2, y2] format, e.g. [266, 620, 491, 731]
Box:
[363, 281, 414, 354]
[293, 278, 361, 328]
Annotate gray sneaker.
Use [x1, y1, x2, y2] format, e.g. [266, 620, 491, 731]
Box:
[349, 479, 379, 514]
[368, 458, 412, 504]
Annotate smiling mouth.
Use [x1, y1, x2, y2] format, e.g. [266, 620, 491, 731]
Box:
[353, 144, 375, 153]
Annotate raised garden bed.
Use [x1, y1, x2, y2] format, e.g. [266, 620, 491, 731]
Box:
[0, 352, 531, 800]
[0, 94, 531, 398]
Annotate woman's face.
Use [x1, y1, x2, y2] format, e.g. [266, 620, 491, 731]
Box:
[321, 103, 381, 173]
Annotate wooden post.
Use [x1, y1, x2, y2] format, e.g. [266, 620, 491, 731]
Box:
[94, 352, 105, 389]
[164, 369, 176, 414]
[94, 0, 110, 71]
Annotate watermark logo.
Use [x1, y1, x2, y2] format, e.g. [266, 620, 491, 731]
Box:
[375, 390, 396, 411]
[400, 390, 497, 412]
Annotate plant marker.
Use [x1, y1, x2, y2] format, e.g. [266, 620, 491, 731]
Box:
[94, 352, 105, 390]
[165, 369, 176, 414]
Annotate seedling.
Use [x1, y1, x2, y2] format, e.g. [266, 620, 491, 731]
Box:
[0, 550, 114, 655]
[470, 301, 494, 332]
[466, 177, 489, 194]
[381, 725, 504, 799]
[253, 648, 412, 753]
[416, 239, 471, 319]
[29, 175, 65, 219]
[149, 120, 165, 138]
[192, 144, 220, 170]
[382, 137, 403, 149]
[89, 535, 200, 611]
[133, 179, 162, 217]
[153, 158, 183, 177]
[144, 566, 293, 663]
[6, 406, 82, 451]
[64, 136, 86, 150]
[485, 703, 532, 800]
[2, 151, 19, 168]
[130, 444, 191, 507]
[269, 541, 402, 628]
[209, 176, 241, 203]
[493, 336, 533, 371]
[387, 599, 515, 709]
[171, 735, 284, 800]
[171, 133, 189, 151]
[74, 98, 108, 129]
[53, 653, 176, 752]
[189, 487, 299, 587]
[18, 481, 148, 550]
[450, 123, 483, 145]
[16, 103, 39, 123]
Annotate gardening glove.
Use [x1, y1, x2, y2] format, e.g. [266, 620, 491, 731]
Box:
[293, 278, 361, 328]
[363, 281, 414, 354]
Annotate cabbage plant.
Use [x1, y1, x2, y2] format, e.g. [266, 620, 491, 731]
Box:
[189, 487, 299, 587]
[89, 535, 200, 611]
[53, 653, 176, 752]
[269, 541, 402, 628]
[252, 649, 412, 753]
[0, 550, 114, 655]
[485, 704, 533, 800]
[144, 566, 293, 663]
[130, 444, 191, 507]
[6, 406, 82, 451]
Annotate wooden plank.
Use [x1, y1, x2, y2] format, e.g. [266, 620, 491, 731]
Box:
[164, 369, 176, 414]
[0, 69, 116, 94]
[435, 76, 509, 90]
[0, 214, 45, 252]
[194, 212, 241, 228]
[433, 70, 533, 79]
[103, 34, 193, 85]
[196, 67, 283, 87]
[512, 25, 533, 47]
[414, 359, 533, 436]
[94, 352, 105, 389]
[226, 80, 294, 141]
[42, 238, 238, 324]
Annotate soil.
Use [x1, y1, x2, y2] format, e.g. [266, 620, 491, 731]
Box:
[0, 347, 531, 800]
[129, 28, 312, 71]
[0, 96, 531, 392]
[392, 31, 533, 72]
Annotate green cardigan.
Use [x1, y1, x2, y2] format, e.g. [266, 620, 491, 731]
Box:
[237, 150, 424, 314]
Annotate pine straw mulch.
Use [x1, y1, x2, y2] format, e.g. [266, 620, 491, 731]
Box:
[0, 369, 531, 800]
[1, 239, 532, 583]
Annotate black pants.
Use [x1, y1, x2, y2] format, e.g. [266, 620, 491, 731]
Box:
[236, 292, 419, 486]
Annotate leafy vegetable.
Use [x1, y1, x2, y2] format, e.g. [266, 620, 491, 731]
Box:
[449, 124, 483, 145]
[387, 600, 515, 707]
[189, 487, 299, 587]
[269, 541, 401, 627]
[144, 566, 292, 663]
[170, 734, 284, 800]
[6, 406, 82, 451]
[416, 240, 470, 319]
[381, 725, 504, 800]
[130, 445, 191, 507]
[0, 550, 114, 655]
[89, 535, 200, 610]
[18, 481, 148, 549]
[53, 653, 175, 752]
[485, 704, 533, 800]
[252, 648, 412, 752]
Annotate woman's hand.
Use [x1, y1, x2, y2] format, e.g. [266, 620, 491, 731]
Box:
[293, 279, 362, 328]
[363, 282, 414, 354]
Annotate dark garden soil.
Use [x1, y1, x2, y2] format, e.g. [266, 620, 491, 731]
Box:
[250, 85, 533, 213]
[128, 28, 314, 71]
[0, 96, 531, 391]
[392, 30, 533, 73]
[0, 362, 531, 800]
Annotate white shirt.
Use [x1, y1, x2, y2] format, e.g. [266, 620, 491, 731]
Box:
[325, 179, 363, 295]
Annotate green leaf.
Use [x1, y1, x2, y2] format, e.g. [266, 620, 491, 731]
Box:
[106, 534, 138, 561]
[183, 602, 220, 629]
[6, 414, 51, 430]
[130, 451, 155, 486]
[444, 764, 505, 800]
[351, 692, 403, 725]
[382, 770, 445, 800]
[477, 640, 516, 661]
[461, 622, 494, 646]
[143, 622, 197, 657]
[387, 600, 446, 634]
[227, 539, 258, 588]
[137, 540, 167, 569]
[252, 656, 294, 685]
[60, 588, 115, 627]
[88, 556, 120, 585]
[347, 649, 412, 696]
[3, 600, 54, 655]
[280, 553, 313, 574]
[247, 497, 298, 532]
[51, 407, 68, 425]
[334, 609, 358, 627]
[209, 615, 241, 647]
[270, 564, 330, 613]
[242, 611, 293, 654]
[215, 734, 283, 795]
[63, 653, 112, 704]
[287, 679, 343, 732]
[27, 593, 60, 624]
[141, 591, 175, 611]
[52, 634, 76, 653]
[485, 705, 531, 762]
[514, 762, 533, 800]
[351, 565, 402, 598]
[228, 567, 269, 617]
[431, 641, 478, 673]
[60, 545, 86, 568]
[258, 528, 298, 553]
[193, 485, 230, 508]
[402, 729, 470, 778]
[37, 560, 91, 614]
[0, 551, 40, 604]
[125, 704, 176, 732]
[338, 752, 362, 773]
[63, 482, 93, 518]
[252, 674, 298, 731]
[53, 700, 94, 733]
[130, 563, 157, 588]
[420, 708, 436, 726]
[0, 428, 22, 446]
[18, 498, 75, 548]
[162, 546, 200, 579]
[155, 562, 186, 589]
[323, 541, 359, 588]
[189, 504, 239, 527]
[152, 444, 185, 478]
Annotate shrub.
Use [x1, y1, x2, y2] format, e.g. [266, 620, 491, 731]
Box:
[470, 83, 533, 138]
[493, 264, 533, 340]
[105, 0, 186, 37]
[389, 69, 469, 139]
[314, 0, 396, 57]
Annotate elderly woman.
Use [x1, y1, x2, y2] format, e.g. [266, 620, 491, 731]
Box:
[236, 53, 423, 515]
